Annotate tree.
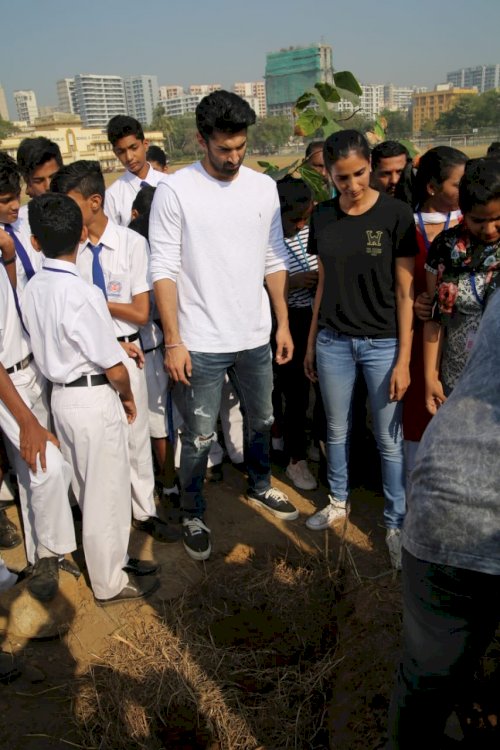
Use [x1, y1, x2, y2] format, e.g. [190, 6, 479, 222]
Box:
[0, 118, 19, 140]
[378, 109, 411, 138]
[435, 96, 477, 133]
[149, 104, 173, 154]
[247, 117, 292, 154]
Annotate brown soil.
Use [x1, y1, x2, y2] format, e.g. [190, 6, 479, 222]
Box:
[0, 461, 498, 749]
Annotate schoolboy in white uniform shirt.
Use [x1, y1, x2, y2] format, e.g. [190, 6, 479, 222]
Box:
[23, 193, 160, 604]
[51, 161, 178, 544]
[104, 115, 164, 227]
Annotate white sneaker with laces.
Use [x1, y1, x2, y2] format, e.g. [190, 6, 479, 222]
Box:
[182, 517, 211, 561]
[386, 528, 402, 571]
[286, 460, 317, 490]
[306, 495, 347, 530]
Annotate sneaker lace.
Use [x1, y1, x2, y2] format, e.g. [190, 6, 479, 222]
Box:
[184, 517, 210, 535]
[263, 488, 288, 505]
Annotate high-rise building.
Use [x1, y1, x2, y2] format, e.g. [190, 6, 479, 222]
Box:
[158, 85, 184, 101]
[73, 74, 127, 128]
[234, 81, 267, 118]
[0, 84, 9, 121]
[57, 78, 77, 114]
[124, 75, 159, 126]
[383, 83, 427, 112]
[412, 83, 478, 133]
[189, 84, 221, 96]
[265, 43, 334, 119]
[447, 64, 500, 93]
[359, 84, 385, 119]
[160, 93, 203, 117]
[13, 90, 39, 124]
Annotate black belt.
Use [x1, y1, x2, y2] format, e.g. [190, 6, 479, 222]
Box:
[117, 332, 140, 343]
[143, 343, 163, 355]
[6, 353, 33, 374]
[65, 374, 108, 388]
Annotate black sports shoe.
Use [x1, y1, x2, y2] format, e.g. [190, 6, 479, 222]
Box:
[95, 574, 160, 606]
[246, 487, 299, 520]
[123, 558, 160, 576]
[132, 516, 181, 543]
[182, 517, 211, 561]
[0, 509, 21, 549]
[27, 557, 59, 602]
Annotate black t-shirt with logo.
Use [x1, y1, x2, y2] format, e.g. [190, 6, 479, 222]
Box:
[308, 192, 418, 338]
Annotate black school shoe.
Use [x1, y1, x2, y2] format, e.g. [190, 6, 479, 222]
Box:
[123, 558, 160, 576]
[0, 509, 21, 549]
[132, 516, 181, 543]
[0, 651, 21, 684]
[95, 574, 160, 607]
[27, 557, 59, 602]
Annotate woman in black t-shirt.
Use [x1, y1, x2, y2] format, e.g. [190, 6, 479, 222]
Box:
[304, 130, 417, 570]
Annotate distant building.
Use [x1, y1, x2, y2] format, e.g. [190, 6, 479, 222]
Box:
[265, 43, 334, 119]
[359, 84, 385, 119]
[14, 90, 39, 124]
[158, 85, 184, 101]
[189, 84, 221, 96]
[383, 83, 427, 112]
[412, 83, 478, 133]
[0, 84, 9, 121]
[73, 74, 127, 128]
[124, 75, 159, 126]
[57, 78, 77, 114]
[234, 81, 267, 118]
[447, 64, 500, 93]
[160, 93, 203, 117]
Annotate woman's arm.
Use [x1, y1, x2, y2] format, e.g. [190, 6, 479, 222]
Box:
[423, 269, 446, 414]
[304, 259, 324, 383]
[390, 256, 415, 401]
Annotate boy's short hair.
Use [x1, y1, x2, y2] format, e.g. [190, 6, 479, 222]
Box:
[129, 185, 156, 240]
[305, 140, 325, 159]
[28, 193, 82, 259]
[107, 115, 145, 146]
[277, 176, 312, 216]
[196, 90, 256, 141]
[50, 160, 105, 201]
[146, 145, 167, 168]
[371, 140, 410, 170]
[459, 158, 500, 215]
[17, 137, 63, 180]
[0, 153, 21, 196]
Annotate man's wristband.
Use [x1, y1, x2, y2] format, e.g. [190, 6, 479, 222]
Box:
[165, 342, 184, 349]
[2, 256, 15, 267]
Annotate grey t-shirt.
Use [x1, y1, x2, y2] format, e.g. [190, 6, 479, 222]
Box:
[403, 289, 500, 574]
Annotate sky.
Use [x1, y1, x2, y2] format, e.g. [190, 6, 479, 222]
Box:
[1, 0, 499, 116]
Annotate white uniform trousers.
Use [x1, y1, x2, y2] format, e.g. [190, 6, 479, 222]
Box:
[0, 363, 75, 565]
[123, 354, 157, 520]
[51, 382, 130, 600]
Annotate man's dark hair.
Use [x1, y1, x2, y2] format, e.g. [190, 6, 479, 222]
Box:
[371, 140, 410, 171]
[0, 153, 21, 196]
[28, 193, 82, 258]
[305, 140, 325, 159]
[50, 160, 105, 201]
[146, 145, 167, 167]
[277, 176, 312, 215]
[195, 90, 256, 141]
[459, 158, 500, 215]
[107, 115, 145, 146]
[17, 137, 63, 180]
[129, 185, 156, 239]
[486, 141, 500, 159]
[324, 130, 371, 171]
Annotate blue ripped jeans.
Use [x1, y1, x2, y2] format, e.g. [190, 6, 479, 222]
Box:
[177, 344, 274, 518]
[316, 328, 405, 528]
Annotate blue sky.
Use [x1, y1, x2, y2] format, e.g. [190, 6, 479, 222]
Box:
[1, 0, 499, 116]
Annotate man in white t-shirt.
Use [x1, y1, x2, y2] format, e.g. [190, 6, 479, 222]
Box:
[150, 90, 298, 562]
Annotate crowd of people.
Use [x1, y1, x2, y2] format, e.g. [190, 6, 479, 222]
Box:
[0, 89, 498, 746]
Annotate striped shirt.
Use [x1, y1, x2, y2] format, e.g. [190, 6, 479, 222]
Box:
[285, 226, 318, 308]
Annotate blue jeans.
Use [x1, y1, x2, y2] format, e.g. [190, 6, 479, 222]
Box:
[178, 344, 274, 517]
[316, 328, 405, 528]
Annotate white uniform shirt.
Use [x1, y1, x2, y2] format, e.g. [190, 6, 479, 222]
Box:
[21, 259, 124, 384]
[0, 214, 43, 293]
[77, 220, 151, 339]
[104, 164, 165, 226]
[149, 162, 289, 353]
[0, 264, 30, 369]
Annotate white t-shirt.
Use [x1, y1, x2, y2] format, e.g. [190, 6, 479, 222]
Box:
[104, 164, 165, 227]
[149, 162, 289, 353]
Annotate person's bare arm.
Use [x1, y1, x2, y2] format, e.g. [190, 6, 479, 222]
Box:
[304, 259, 324, 383]
[105, 362, 136, 423]
[390, 256, 415, 401]
[153, 278, 192, 385]
[107, 291, 149, 327]
[423, 269, 446, 414]
[265, 269, 293, 365]
[0, 363, 59, 472]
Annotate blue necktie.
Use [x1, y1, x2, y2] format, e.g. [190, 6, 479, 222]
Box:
[140, 180, 149, 188]
[4, 224, 35, 280]
[88, 242, 107, 299]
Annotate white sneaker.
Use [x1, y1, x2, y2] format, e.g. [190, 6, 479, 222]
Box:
[306, 495, 347, 530]
[386, 528, 402, 571]
[286, 460, 317, 490]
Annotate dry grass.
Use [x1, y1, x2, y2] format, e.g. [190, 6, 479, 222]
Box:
[73, 552, 344, 750]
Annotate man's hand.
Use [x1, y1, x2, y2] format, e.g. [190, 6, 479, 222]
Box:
[289, 271, 318, 290]
[120, 395, 137, 423]
[425, 378, 447, 415]
[414, 292, 433, 322]
[120, 342, 145, 369]
[304, 344, 318, 383]
[18, 415, 60, 473]
[164, 345, 192, 385]
[275, 326, 294, 365]
[389, 362, 410, 401]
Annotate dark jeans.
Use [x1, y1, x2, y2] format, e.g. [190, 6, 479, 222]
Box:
[178, 344, 274, 517]
[387, 549, 500, 748]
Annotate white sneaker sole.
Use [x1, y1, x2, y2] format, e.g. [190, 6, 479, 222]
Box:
[246, 495, 299, 521]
